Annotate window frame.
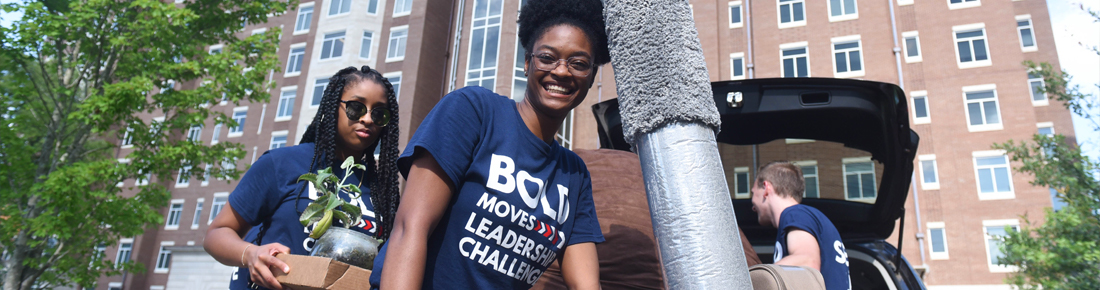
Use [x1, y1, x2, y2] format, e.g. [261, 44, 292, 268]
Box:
[191, 198, 204, 229]
[730, 52, 746, 80]
[948, 0, 980, 10]
[1028, 70, 1048, 106]
[1016, 15, 1037, 52]
[275, 86, 297, 121]
[827, 0, 858, 22]
[831, 35, 864, 78]
[311, 78, 329, 108]
[209, 193, 229, 225]
[154, 241, 174, 274]
[165, 199, 184, 230]
[270, 130, 289, 150]
[175, 165, 192, 188]
[842, 156, 877, 201]
[982, 219, 1020, 272]
[777, 0, 807, 29]
[393, 0, 413, 17]
[285, 43, 307, 77]
[293, 2, 314, 35]
[733, 167, 751, 199]
[952, 23, 992, 69]
[186, 125, 203, 143]
[463, 0, 505, 92]
[728, 1, 743, 28]
[927, 222, 949, 260]
[366, 0, 380, 15]
[780, 42, 810, 78]
[115, 239, 133, 268]
[918, 154, 940, 190]
[793, 160, 819, 198]
[386, 26, 409, 62]
[973, 150, 1014, 200]
[384, 72, 403, 101]
[327, 0, 351, 16]
[360, 30, 375, 60]
[902, 31, 922, 63]
[211, 124, 222, 144]
[319, 30, 347, 61]
[228, 107, 248, 137]
[911, 90, 930, 124]
[962, 84, 1003, 132]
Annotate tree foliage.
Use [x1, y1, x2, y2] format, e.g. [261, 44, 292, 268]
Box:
[993, 8, 1100, 288]
[0, 0, 293, 289]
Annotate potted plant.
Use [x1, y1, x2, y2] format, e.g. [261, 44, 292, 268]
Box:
[297, 156, 382, 269]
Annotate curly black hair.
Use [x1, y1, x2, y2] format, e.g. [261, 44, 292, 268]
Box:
[517, 0, 610, 66]
[299, 66, 401, 240]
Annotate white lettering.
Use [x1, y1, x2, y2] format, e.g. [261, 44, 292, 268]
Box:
[494, 201, 510, 217]
[502, 230, 519, 248]
[486, 225, 504, 244]
[459, 237, 476, 256]
[516, 170, 545, 209]
[475, 218, 493, 238]
[486, 155, 516, 194]
[834, 240, 849, 266]
[470, 241, 491, 263]
[464, 212, 478, 233]
[475, 192, 499, 211]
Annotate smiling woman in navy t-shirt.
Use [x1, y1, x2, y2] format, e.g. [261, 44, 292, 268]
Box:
[371, 0, 610, 289]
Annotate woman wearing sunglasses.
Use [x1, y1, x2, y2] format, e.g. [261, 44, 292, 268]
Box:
[205, 66, 401, 290]
[371, 0, 609, 289]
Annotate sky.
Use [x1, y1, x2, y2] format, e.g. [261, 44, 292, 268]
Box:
[1, 0, 1098, 155]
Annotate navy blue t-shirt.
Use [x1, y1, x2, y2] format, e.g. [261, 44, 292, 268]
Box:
[227, 143, 380, 290]
[774, 204, 851, 290]
[370, 86, 604, 289]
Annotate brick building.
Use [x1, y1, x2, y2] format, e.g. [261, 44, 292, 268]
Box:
[95, 0, 1071, 289]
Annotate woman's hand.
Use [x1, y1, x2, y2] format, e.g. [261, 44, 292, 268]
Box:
[245, 243, 292, 290]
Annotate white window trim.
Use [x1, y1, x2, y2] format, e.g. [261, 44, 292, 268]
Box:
[208, 44, 224, 54]
[115, 238, 134, 267]
[831, 35, 865, 78]
[150, 286, 166, 290]
[392, 0, 412, 17]
[327, 0, 352, 17]
[776, 0, 807, 29]
[463, 3, 504, 92]
[116, 158, 129, 187]
[192, 198, 205, 229]
[779, 41, 810, 78]
[209, 192, 230, 225]
[730, 52, 746, 80]
[275, 86, 297, 122]
[293, 2, 314, 35]
[366, 0, 380, 15]
[962, 84, 1003, 132]
[251, 28, 267, 36]
[153, 241, 175, 274]
[973, 150, 1014, 200]
[952, 23, 992, 69]
[1036, 122, 1054, 132]
[108, 282, 123, 289]
[386, 25, 409, 63]
[982, 219, 1020, 273]
[175, 165, 191, 188]
[785, 138, 815, 144]
[311, 78, 329, 108]
[902, 31, 922, 63]
[918, 154, 940, 190]
[842, 156, 876, 202]
[1029, 70, 1049, 106]
[911, 90, 930, 124]
[897, 0, 912, 5]
[360, 30, 375, 61]
[318, 30, 347, 62]
[270, 130, 290, 149]
[827, 0, 858, 22]
[793, 160, 819, 198]
[734, 167, 751, 199]
[948, 0, 980, 10]
[284, 43, 307, 77]
[1016, 15, 1038, 52]
[384, 71, 403, 101]
[927, 222, 949, 260]
[728, 1, 743, 28]
[228, 107, 248, 138]
[164, 199, 185, 230]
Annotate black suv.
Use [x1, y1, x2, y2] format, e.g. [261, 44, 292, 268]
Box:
[593, 78, 928, 290]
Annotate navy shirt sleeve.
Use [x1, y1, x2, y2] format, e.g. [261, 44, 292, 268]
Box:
[228, 152, 284, 226]
[397, 88, 484, 188]
[565, 169, 605, 245]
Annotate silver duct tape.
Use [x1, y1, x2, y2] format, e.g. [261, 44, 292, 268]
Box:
[635, 122, 753, 290]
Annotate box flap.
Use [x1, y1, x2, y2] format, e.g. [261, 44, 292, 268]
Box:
[326, 263, 373, 290]
[275, 254, 351, 290]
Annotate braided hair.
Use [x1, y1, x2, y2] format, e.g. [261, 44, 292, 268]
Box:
[300, 66, 401, 240]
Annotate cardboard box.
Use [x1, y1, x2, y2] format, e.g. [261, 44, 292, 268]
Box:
[274, 253, 372, 290]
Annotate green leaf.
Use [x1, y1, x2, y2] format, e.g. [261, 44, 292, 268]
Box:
[331, 210, 351, 229]
[341, 156, 355, 170]
[299, 201, 326, 226]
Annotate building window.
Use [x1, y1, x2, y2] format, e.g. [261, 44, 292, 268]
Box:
[294, 4, 313, 33]
[276, 88, 296, 120]
[949, 0, 980, 9]
[209, 194, 228, 225]
[209, 45, 223, 55]
[320, 31, 346, 60]
[974, 151, 1014, 200]
[796, 161, 819, 198]
[328, 0, 351, 16]
[108, 283, 122, 290]
[964, 85, 1002, 131]
[165, 200, 183, 229]
[211, 124, 222, 144]
[393, 0, 413, 16]
[120, 127, 134, 148]
[953, 24, 991, 68]
[286, 45, 306, 75]
[387, 26, 408, 62]
[781, 44, 809, 78]
[511, 0, 529, 101]
[777, 0, 806, 28]
[843, 158, 876, 201]
[175, 166, 191, 187]
[733, 167, 751, 199]
[115, 240, 133, 268]
[729, 1, 743, 28]
[187, 125, 202, 142]
[360, 31, 374, 59]
[730, 52, 745, 80]
[554, 110, 574, 150]
[828, 0, 857, 22]
[1016, 15, 1037, 51]
[1028, 72, 1047, 106]
[832, 36, 864, 78]
[271, 131, 288, 149]
[911, 90, 930, 124]
[919, 154, 939, 190]
[384, 72, 402, 100]
[192, 199, 204, 229]
[1037, 122, 1056, 161]
[229, 108, 247, 136]
[927, 222, 949, 260]
[983, 219, 1019, 272]
[154, 244, 173, 273]
[465, 0, 504, 91]
[367, 0, 379, 15]
[312, 78, 329, 107]
[903, 31, 921, 63]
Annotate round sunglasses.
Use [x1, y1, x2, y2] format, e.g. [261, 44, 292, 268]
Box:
[339, 100, 391, 127]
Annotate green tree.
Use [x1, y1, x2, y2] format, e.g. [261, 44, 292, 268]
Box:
[993, 8, 1100, 288]
[0, 0, 293, 289]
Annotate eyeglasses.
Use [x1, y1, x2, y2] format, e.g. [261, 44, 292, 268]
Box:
[531, 53, 594, 77]
[340, 100, 391, 127]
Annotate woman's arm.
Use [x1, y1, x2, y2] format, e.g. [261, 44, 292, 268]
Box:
[380, 150, 456, 290]
[559, 242, 601, 290]
[204, 203, 291, 290]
